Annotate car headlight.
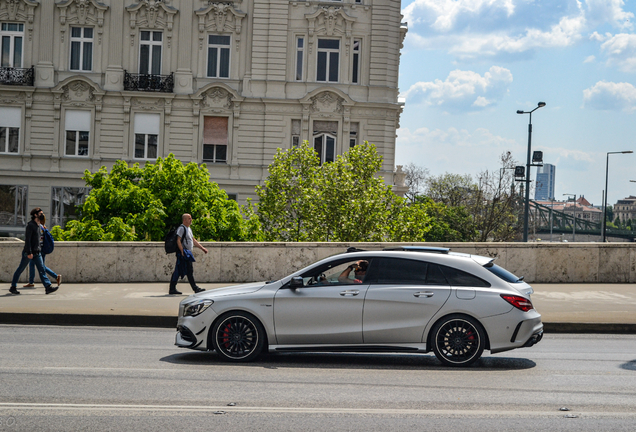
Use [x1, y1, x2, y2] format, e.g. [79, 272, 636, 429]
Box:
[183, 299, 214, 317]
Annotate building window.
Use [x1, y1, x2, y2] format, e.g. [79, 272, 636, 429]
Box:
[0, 185, 27, 227]
[1, 23, 23, 67]
[134, 113, 160, 159]
[51, 187, 90, 228]
[352, 39, 361, 84]
[70, 27, 93, 71]
[203, 116, 228, 163]
[349, 122, 359, 148]
[0, 107, 20, 154]
[295, 37, 304, 81]
[64, 110, 91, 157]
[291, 119, 301, 147]
[139, 31, 162, 74]
[316, 39, 339, 83]
[207, 35, 230, 78]
[313, 120, 338, 164]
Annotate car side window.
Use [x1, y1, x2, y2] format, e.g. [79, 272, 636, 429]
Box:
[439, 265, 491, 287]
[426, 263, 449, 285]
[372, 258, 429, 285]
[298, 258, 372, 287]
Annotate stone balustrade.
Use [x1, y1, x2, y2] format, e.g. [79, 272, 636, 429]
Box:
[1, 241, 635, 284]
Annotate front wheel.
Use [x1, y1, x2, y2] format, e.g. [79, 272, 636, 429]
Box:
[431, 315, 485, 367]
[211, 312, 266, 362]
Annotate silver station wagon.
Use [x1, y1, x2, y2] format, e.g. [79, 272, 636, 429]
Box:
[176, 247, 543, 366]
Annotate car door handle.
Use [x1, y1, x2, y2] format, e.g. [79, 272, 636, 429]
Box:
[340, 290, 360, 296]
[414, 291, 434, 298]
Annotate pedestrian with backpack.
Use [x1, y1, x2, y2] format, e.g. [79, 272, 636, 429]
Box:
[8, 208, 59, 295]
[168, 213, 207, 295]
[23, 213, 61, 289]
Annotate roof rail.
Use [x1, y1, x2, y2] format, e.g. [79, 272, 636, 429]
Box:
[383, 246, 450, 254]
[346, 247, 367, 253]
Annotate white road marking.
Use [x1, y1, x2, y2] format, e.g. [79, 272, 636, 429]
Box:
[0, 403, 635, 417]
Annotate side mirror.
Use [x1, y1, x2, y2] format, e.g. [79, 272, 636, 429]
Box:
[289, 276, 304, 289]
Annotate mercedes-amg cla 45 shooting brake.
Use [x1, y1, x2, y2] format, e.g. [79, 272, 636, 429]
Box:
[176, 247, 543, 366]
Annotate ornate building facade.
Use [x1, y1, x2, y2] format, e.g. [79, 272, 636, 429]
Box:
[0, 0, 407, 234]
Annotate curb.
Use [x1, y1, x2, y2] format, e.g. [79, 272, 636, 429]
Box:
[2, 313, 636, 334]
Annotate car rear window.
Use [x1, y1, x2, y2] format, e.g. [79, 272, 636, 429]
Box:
[439, 265, 491, 287]
[484, 263, 523, 283]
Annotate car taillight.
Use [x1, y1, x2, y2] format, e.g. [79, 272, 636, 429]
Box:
[500, 294, 534, 312]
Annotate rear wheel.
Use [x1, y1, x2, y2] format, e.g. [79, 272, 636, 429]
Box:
[211, 312, 265, 362]
[431, 315, 485, 367]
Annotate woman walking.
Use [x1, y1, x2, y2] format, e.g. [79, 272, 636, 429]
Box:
[22, 213, 61, 288]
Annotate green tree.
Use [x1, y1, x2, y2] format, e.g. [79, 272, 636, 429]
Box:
[255, 142, 321, 241]
[316, 143, 400, 241]
[54, 154, 260, 241]
[389, 196, 476, 242]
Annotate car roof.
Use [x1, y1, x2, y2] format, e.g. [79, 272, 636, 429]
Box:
[339, 249, 495, 267]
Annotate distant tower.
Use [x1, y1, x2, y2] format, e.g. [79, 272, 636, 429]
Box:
[534, 164, 556, 200]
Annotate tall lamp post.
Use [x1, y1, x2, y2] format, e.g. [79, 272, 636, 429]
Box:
[602, 151, 633, 242]
[563, 193, 576, 242]
[517, 102, 546, 242]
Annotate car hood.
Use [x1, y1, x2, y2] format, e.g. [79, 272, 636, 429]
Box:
[193, 282, 267, 299]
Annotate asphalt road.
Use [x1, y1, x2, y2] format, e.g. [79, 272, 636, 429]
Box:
[1, 325, 635, 431]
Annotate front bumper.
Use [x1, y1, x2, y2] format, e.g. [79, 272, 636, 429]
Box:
[175, 302, 217, 350]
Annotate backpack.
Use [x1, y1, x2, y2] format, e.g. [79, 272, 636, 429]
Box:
[41, 228, 55, 255]
[164, 224, 185, 254]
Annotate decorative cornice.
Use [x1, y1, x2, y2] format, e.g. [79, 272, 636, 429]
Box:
[195, 2, 246, 50]
[56, 0, 109, 44]
[0, 0, 39, 41]
[126, 0, 178, 47]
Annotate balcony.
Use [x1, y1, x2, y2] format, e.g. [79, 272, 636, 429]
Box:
[0, 66, 34, 86]
[124, 70, 174, 93]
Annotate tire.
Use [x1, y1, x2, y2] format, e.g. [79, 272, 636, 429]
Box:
[431, 314, 485, 367]
[211, 312, 266, 362]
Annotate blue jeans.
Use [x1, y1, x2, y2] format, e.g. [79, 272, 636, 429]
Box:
[11, 252, 51, 289]
[28, 254, 58, 284]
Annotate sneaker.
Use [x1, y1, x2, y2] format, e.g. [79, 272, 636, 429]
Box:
[9, 287, 20, 295]
[56, 275, 62, 286]
[45, 286, 59, 295]
[193, 287, 206, 293]
[168, 289, 182, 295]
[22, 283, 34, 288]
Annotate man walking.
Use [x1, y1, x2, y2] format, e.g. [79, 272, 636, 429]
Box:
[9, 208, 59, 295]
[169, 214, 208, 295]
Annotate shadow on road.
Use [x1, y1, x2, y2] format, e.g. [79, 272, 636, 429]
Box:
[620, 360, 636, 371]
[161, 351, 536, 371]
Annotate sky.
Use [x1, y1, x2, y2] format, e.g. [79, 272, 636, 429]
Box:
[396, 0, 636, 206]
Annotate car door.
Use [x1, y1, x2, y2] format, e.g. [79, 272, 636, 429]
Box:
[273, 258, 371, 345]
[362, 258, 451, 344]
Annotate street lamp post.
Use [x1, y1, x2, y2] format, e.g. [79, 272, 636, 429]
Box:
[563, 194, 576, 242]
[602, 151, 633, 242]
[517, 102, 546, 242]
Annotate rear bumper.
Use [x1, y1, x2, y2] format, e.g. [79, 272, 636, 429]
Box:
[483, 310, 543, 354]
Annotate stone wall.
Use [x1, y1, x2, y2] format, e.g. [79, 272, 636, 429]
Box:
[1, 241, 635, 284]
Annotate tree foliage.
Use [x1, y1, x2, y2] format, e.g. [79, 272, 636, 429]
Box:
[53, 154, 260, 241]
[256, 141, 469, 242]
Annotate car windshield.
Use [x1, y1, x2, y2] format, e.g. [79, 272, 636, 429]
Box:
[484, 263, 523, 283]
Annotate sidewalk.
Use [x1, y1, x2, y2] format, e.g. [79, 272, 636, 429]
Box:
[1, 282, 635, 333]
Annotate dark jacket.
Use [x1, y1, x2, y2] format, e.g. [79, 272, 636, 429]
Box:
[23, 219, 41, 256]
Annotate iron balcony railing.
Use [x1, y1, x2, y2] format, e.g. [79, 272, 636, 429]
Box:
[0, 66, 35, 86]
[124, 70, 174, 93]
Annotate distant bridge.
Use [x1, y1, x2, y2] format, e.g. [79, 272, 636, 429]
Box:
[528, 200, 636, 241]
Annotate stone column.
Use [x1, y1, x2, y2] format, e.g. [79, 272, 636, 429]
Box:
[174, 1, 193, 95]
[35, 0, 55, 87]
[104, 0, 125, 91]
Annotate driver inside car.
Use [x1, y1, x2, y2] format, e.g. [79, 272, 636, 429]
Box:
[338, 260, 368, 283]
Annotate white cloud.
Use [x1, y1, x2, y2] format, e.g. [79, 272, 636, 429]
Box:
[396, 126, 520, 174]
[584, 55, 596, 63]
[582, 81, 636, 111]
[403, 0, 633, 60]
[400, 66, 513, 112]
[598, 33, 636, 72]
